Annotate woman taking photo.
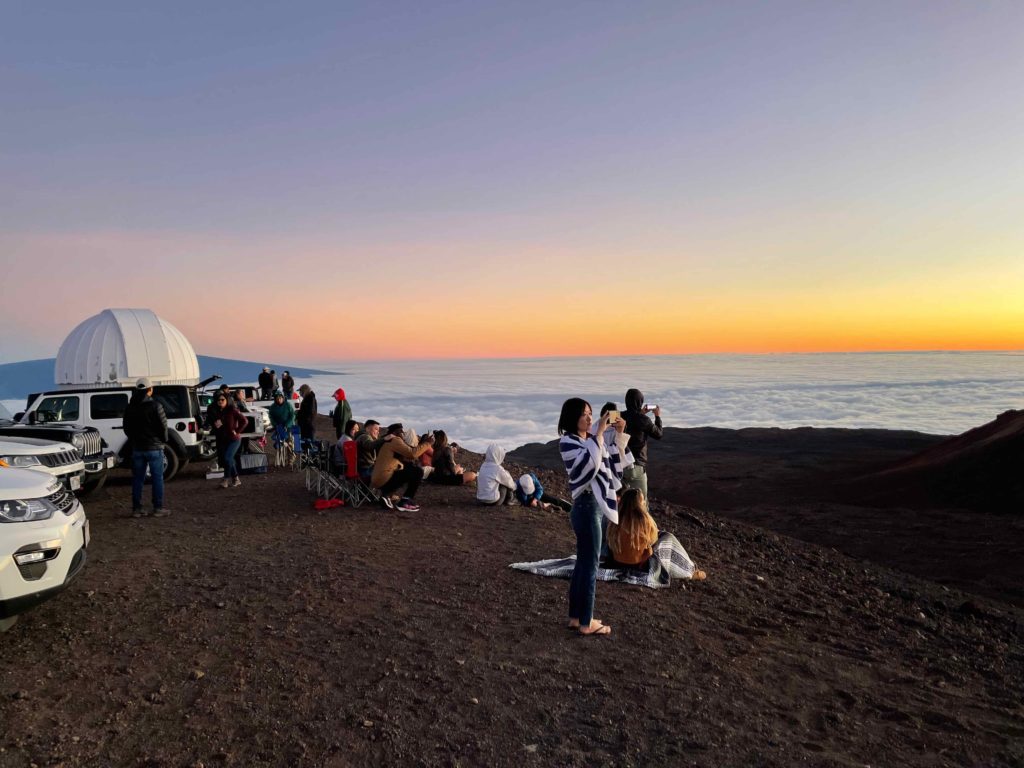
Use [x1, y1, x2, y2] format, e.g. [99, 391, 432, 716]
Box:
[557, 397, 631, 636]
[211, 392, 248, 489]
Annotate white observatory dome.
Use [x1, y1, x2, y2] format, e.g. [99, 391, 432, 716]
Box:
[54, 308, 200, 388]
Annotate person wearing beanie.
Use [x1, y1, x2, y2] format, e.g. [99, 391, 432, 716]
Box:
[515, 472, 571, 511]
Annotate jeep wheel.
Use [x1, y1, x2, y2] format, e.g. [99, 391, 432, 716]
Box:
[162, 446, 180, 481]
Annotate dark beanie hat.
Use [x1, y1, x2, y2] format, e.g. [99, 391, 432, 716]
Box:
[386, 422, 404, 436]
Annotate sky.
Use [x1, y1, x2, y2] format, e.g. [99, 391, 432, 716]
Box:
[1, 1, 1022, 364]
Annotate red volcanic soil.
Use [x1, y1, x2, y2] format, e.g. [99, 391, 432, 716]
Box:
[1, 416, 1022, 767]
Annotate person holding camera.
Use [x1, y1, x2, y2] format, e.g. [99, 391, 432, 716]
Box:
[622, 388, 663, 496]
[557, 397, 630, 637]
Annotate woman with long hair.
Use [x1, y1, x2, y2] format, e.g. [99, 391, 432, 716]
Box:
[211, 392, 247, 489]
[430, 430, 477, 486]
[557, 397, 631, 636]
[608, 488, 707, 579]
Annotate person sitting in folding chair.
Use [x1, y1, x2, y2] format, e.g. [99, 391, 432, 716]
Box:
[331, 419, 361, 474]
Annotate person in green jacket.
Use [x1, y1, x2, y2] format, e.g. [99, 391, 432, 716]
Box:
[268, 391, 296, 431]
[330, 387, 353, 439]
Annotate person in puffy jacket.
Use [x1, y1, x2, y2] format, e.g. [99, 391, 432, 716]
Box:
[476, 444, 516, 506]
[210, 392, 248, 488]
[268, 391, 296, 431]
[122, 377, 169, 517]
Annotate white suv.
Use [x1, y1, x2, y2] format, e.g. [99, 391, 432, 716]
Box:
[0, 437, 86, 492]
[0, 467, 89, 632]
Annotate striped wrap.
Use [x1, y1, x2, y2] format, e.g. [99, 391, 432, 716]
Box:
[559, 432, 630, 524]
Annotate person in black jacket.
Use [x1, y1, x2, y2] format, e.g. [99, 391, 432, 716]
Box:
[258, 367, 274, 399]
[122, 377, 169, 518]
[297, 384, 318, 444]
[621, 388, 663, 497]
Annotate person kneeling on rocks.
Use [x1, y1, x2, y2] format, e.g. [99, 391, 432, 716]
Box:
[371, 423, 434, 512]
[477, 444, 517, 506]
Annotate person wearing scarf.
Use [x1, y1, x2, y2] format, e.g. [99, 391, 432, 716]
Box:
[557, 397, 631, 636]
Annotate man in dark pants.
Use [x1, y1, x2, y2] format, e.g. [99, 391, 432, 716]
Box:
[296, 384, 318, 445]
[621, 388, 663, 496]
[258, 367, 274, 400]
[122, 377, 169, 518]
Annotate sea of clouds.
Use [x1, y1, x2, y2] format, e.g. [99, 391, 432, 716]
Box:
[297, 351, 1024, 452]
[5, 352, 1021, 453]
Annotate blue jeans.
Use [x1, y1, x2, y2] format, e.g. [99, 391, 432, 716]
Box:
[569, 490, 602, 626]
[220, 439, 242, 479]
[132, 449, 165, 511]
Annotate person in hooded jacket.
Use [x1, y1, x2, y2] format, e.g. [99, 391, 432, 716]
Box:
[371, 423, 433, 511]
[476, 444, 517, 505]
[281, 371, 295, 400]
[297, 384, 318, 443]
[621, 388, 663, 496]
[330, 388, 353, 439]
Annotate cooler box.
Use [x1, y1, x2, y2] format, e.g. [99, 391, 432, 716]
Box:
[238, 453, 268, 475]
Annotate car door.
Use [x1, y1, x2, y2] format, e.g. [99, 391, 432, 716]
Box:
[87, 392, 130, 455]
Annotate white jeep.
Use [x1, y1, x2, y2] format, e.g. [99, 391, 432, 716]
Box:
[0, 466, 89, 632]
[0, 437, 86, 492]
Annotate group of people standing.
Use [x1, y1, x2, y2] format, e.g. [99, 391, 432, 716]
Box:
[557, 388, 702, 637]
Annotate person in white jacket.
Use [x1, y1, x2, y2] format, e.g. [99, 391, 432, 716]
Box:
[476, 444, 517, 506]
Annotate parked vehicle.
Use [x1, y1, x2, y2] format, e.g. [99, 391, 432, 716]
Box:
[0, 436, 85, 492]
[0, 466, 89, 632]
[20, 383, 215, 482]
[0, 402, 114, 494]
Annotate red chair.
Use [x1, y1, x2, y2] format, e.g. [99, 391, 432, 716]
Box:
[340, 440, 380, 507]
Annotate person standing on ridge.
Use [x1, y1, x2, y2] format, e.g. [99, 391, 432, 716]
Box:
[258, 367, 274, 400]
[281, 371, 295, 400]
[330, 388, 352, 440]
[122, 377, 169, 518]
[297, 384, 318, 444]
[621, 388, 663, 497]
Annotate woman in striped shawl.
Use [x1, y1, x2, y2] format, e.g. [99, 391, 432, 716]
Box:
[557, 397, 631, 636]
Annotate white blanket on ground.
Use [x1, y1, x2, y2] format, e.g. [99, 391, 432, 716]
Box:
[509, 532, 696, 589]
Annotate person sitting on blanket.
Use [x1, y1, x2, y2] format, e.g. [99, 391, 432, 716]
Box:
[476, 444, 517, 506]
[430, 430, 477, 486]
[515, 472, 571, 511]
[371, 423, 434, 512]
[607, 489, 707, 579]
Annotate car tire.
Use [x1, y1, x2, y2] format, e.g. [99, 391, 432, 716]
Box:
[162, 445, 180, 482]
[0, 616, 18, 633]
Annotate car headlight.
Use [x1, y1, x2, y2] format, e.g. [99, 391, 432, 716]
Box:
[0, 497, 57, 523]
[71, 434, 86, 450]
[0, 455, 41, 468]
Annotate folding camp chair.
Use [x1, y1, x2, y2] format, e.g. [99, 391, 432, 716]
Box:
[338, 439, 381, 508]
[272, 425, 297, 469]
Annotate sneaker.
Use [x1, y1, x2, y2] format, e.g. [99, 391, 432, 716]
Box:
[232, 477, 242, 487]
[380, 496, 394, 510]
[153, 508, 170, 518]
[132, 509, 145, 519]
[219, 479, 230, 489]
[396, 498, 420, 512]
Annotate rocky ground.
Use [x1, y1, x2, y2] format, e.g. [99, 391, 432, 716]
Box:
[1, 417, 1022, 767]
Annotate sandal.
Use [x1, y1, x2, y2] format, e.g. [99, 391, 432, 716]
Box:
[578, 620, 611, 636]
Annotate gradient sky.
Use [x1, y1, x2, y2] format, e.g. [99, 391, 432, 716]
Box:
[2, 1, 1022, 363]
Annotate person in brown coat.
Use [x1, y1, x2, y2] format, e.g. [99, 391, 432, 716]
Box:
[371, 423, 434, 512]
